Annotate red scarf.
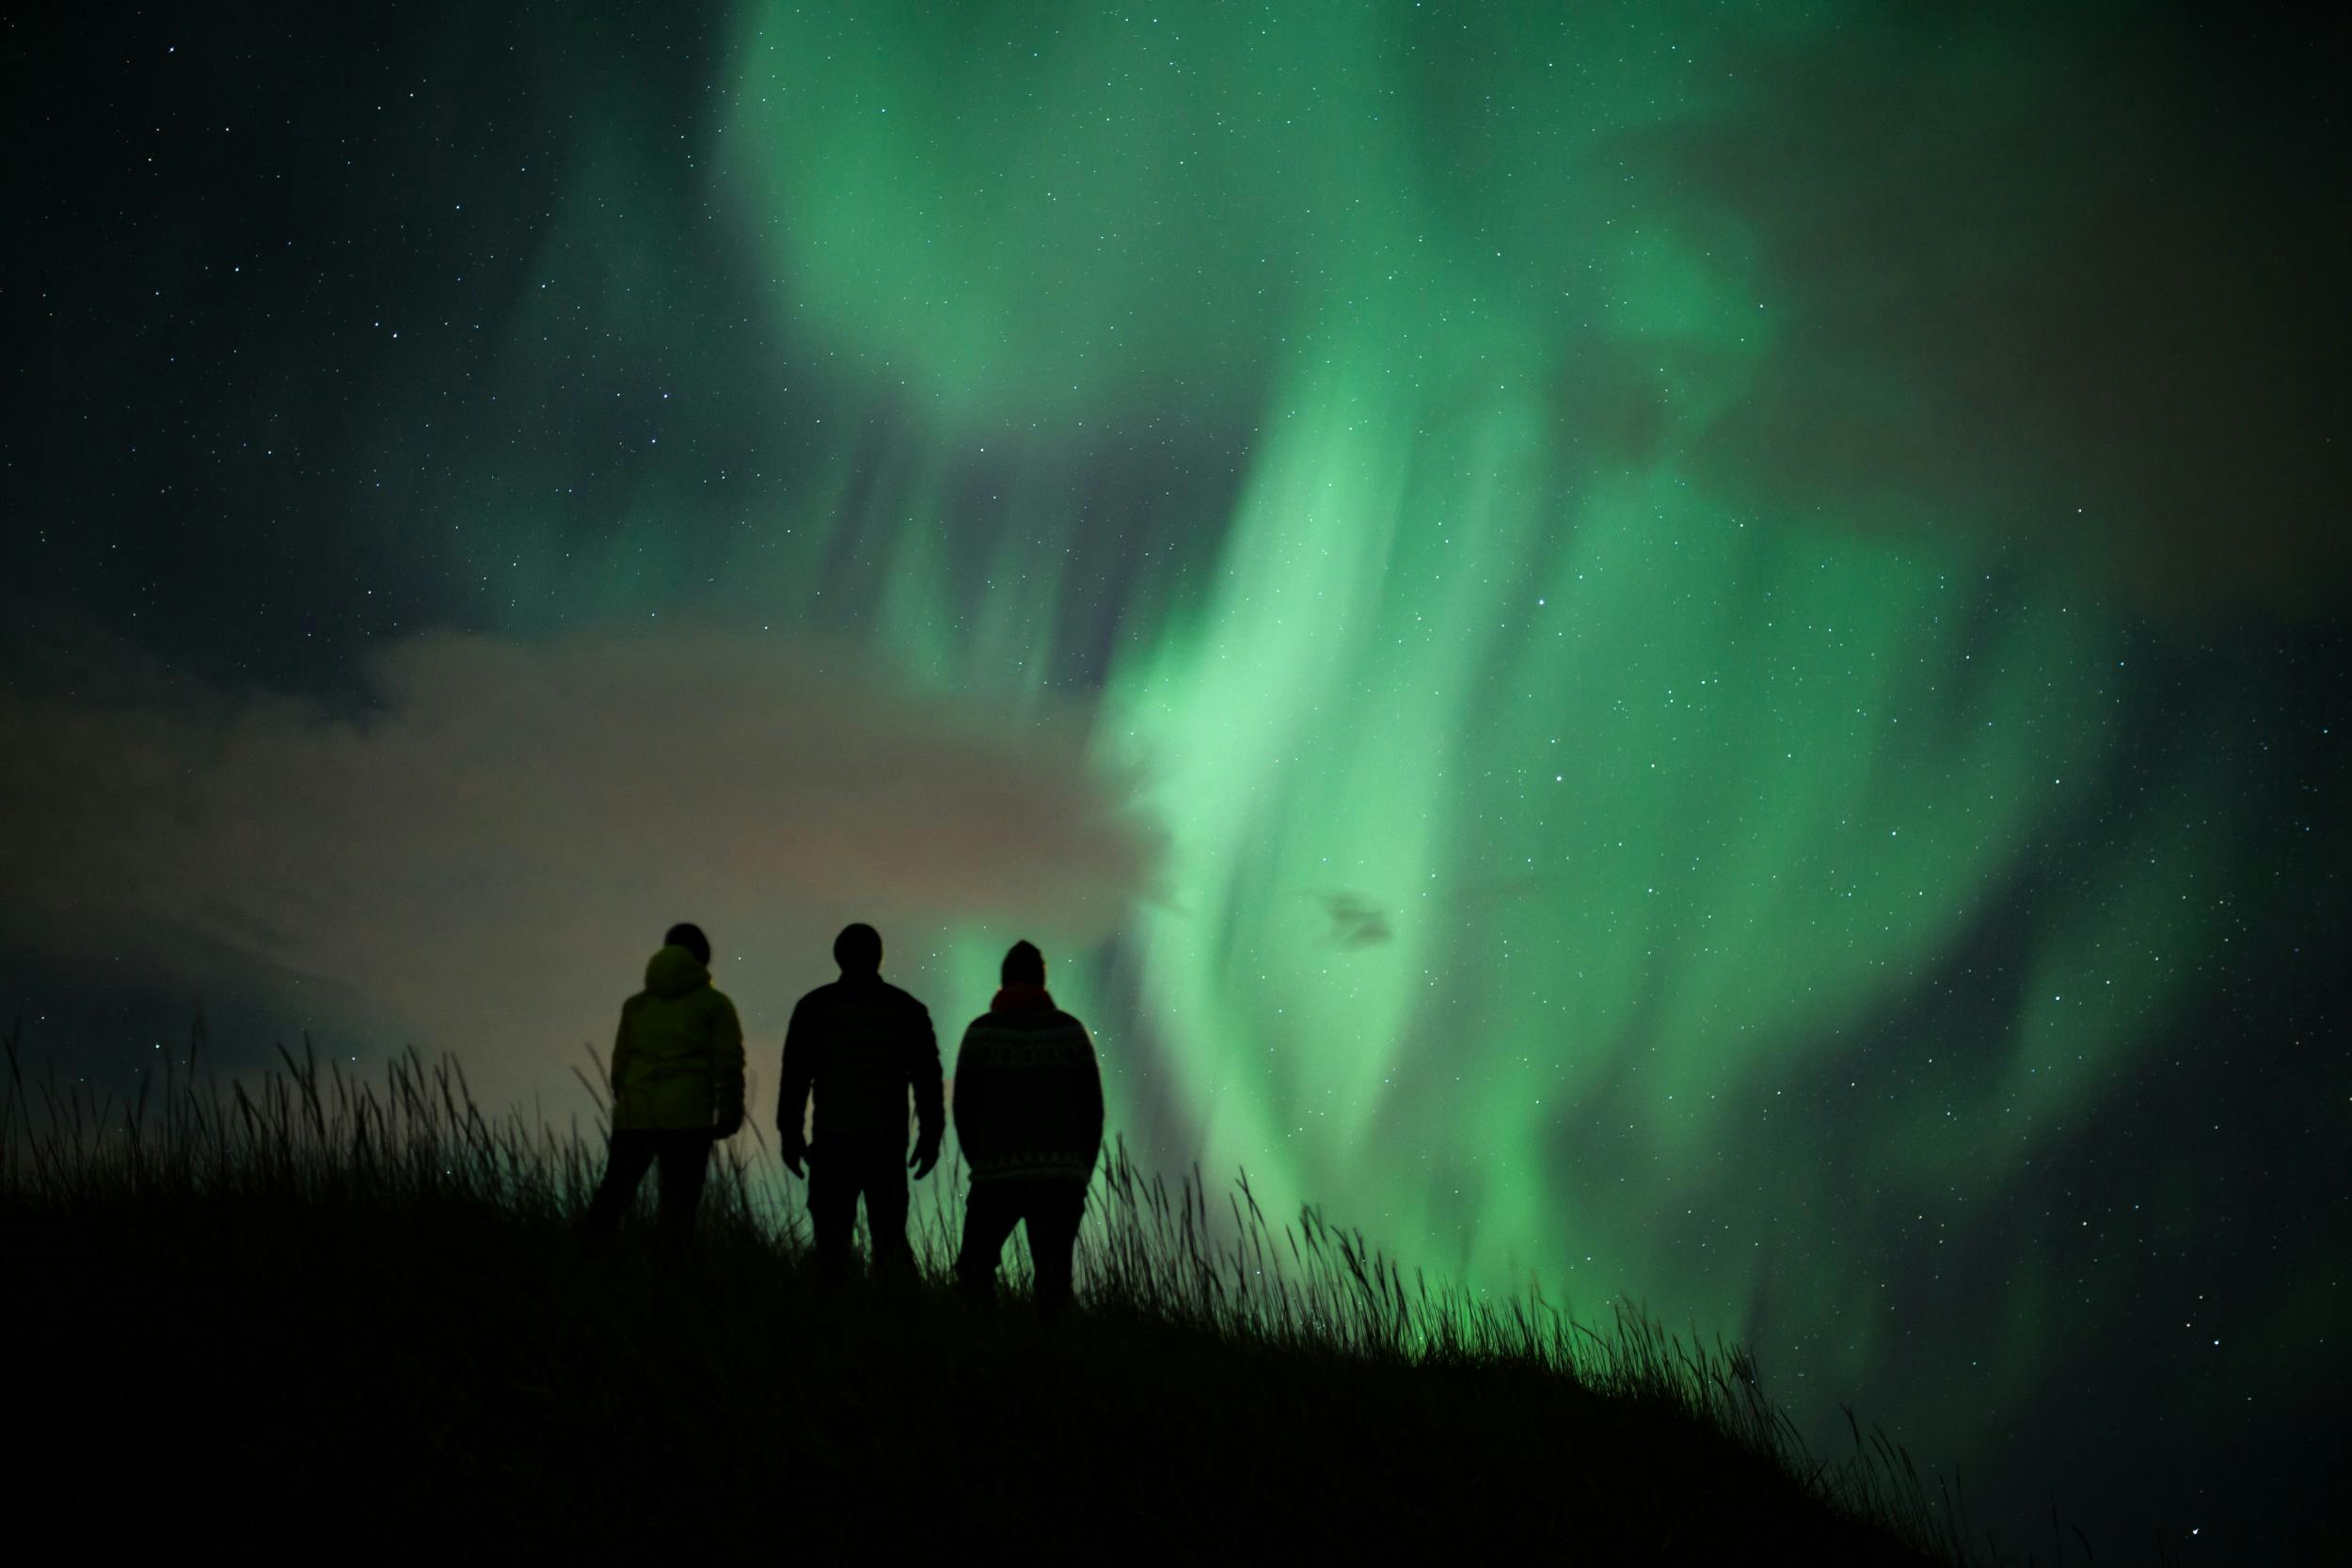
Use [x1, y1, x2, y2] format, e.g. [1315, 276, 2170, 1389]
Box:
[991, 983, 1054, 1012]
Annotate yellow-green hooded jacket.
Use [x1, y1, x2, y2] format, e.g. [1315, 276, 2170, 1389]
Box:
[611, 944, 745, 1132]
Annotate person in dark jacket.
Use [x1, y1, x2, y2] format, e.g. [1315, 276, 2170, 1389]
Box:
[585, 922, 746, 1245]
[777, 923, 944, 1280]
[952, 940, 1104, 1317]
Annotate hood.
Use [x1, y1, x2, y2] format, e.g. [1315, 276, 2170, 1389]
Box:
[644, 943, 710, 1000]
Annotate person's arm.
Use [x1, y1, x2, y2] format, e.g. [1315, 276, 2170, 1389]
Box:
[908, 1001, 945, 1177]
[710, 993, 745, 1137]
[608, 1002, 636, 1118]
[950, 1021, 991, 1173]
[775, 995, 815, 1173]
[1075, 1022, 1106, 1177]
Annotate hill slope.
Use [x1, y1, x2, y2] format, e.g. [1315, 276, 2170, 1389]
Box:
[4, 1040, 1962, 1560]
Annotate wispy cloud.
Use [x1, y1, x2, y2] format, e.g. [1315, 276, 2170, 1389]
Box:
[0, 627, 1160, 1105]
[1321, 893, 1392, 949]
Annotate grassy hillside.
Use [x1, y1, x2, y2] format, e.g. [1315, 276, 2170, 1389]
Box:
[3, 1026, 1991, 1561]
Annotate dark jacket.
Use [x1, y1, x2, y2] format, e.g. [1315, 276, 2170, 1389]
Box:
[778, 974, 944, 1148]
[611, 944, 746, 1132]
[951, 985, 1104, 1183]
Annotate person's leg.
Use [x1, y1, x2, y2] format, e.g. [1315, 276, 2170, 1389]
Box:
[805, 1142, 859, 1280]
[653, 1131, 714, 1248]
[862, 1141, 914, 1281]
[1025, 1180, 1087, 1320]
[583, 1131, 658, 1237]
[955, 1180, 1023, 1304]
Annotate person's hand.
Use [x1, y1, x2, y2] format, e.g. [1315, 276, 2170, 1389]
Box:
[711, 1109, 742, 1141]
[778, 1127, 807, 1178]
[908, 1133, 940, 1180]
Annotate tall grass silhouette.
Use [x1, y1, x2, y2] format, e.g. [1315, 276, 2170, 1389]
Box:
[4, 1016, 2027, 1563]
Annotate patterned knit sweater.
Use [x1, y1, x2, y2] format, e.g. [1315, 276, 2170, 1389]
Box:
[951, 986, 1104, 1183]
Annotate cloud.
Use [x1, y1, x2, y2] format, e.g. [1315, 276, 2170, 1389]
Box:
[1644, 10, 2350, 618]
[0, 626, 1159, 1107]
[1321, 894, 1392, 950]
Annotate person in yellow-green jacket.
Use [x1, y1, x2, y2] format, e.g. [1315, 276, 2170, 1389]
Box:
[583, 922, 746, 1245]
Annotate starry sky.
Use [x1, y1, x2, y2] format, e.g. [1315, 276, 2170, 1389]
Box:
[5, 4, 2346, 1558]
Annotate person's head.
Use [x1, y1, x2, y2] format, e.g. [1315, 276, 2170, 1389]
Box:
[1001, 940, 1044, 988]
[834, 922, 882, 975]
[663, 922, 710, 966]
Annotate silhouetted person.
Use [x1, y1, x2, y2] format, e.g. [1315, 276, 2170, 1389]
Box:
[777, 923, 944, 1280]
[952, 941, 1104, 1317]
[584, 922, 745, 1246]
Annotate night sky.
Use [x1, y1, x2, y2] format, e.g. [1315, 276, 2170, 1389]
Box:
[6, 4, 2347, 1558]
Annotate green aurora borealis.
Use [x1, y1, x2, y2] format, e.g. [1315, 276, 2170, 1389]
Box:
[707, 3, 2327, 1473]
[8, 2, 2347, 1555]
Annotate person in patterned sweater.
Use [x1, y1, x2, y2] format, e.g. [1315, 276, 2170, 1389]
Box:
[951, 940, 1104, 1317]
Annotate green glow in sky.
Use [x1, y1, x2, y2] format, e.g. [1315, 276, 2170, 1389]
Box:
[690, 5, 2285, 1481]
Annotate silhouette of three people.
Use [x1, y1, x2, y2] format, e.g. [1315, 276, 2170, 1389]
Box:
[587, 920, 1104, 1317]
